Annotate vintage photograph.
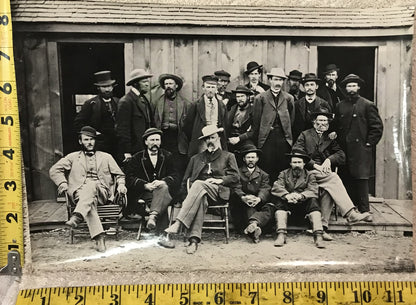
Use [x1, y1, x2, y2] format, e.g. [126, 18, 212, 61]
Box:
[12, 1, 414, 274]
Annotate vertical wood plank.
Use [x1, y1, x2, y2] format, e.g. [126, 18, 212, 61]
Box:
[144, 37, 151, 70]
[267, 40, 285, 71]
[308, 45, 318, 74]
[192, 39, 199, 101]
[284, 40, 291, 72]
[287, 40, 309, 73]
[220, 39, 240, 89]
[174, 38, 194, 101]
[124, 42, 133, 93]
[198, 39, 217, 97]
[149, 38, 172, 80]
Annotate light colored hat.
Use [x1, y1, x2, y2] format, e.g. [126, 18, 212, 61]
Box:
[198, 125, 224, 140]
[266, 67, 287, 79]
[126, 69, 153, 86]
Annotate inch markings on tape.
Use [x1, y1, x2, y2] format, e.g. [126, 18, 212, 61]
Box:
[0, 0, 24, 274]
[14, 282, 415, 305]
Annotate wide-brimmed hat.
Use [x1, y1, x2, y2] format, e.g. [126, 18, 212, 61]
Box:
[198, 125, 224, 140]
[158, 73, 184, 91]
[232, 85, 253, 95]
[311, 111, 334, 121]
[340, 74, 365, 87]
[94, 71, 116, 87]
[323, 64, 340, 75]
[244, 61, 263, 75]
[202, 75, 219, 84]
[288, 70, 303, 81]
[142, 128, 163, 140]
[266, 67, 287, 79]
[301, 73, 321, 85]
[126, 69, 153, 86]
[214, 70, 231, 81]
[239, 143, 262, 156]
[79, 126, 100, 138]
[286, 149, 311, 163]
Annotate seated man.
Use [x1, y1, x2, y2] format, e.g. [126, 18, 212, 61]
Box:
[165, 125, 240, 254]
[49, 126, 127, 252]
[123, 128, 179, 248]
[293, 112, 372, 240]
[230, 143, 272, 243]
[271, 150, 325, 248]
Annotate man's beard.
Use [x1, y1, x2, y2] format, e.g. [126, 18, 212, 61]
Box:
[346, 91, 359, 101]
[289, 84, 299, 94]
[314, 122, 329, 133]
[326, 79, 335, 88]
[246, 161, 256, 168]
[292, 167, 303, 177]
[238, 101, 248, 110]
[81, 143, 95, 152]
[100, 91, 113, 99]
[165, 87, 176, 99]
[207, 140, 220, 152]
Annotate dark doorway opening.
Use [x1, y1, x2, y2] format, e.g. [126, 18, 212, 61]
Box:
[60, 43, 125, 154]
[318, 46, 377, 195]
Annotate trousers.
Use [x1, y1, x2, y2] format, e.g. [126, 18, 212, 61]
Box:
[140, 183, 172, 231]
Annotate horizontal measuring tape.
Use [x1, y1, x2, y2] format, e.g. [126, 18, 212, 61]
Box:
[0, 0, 23, 275]
[14, 282, 414, 305]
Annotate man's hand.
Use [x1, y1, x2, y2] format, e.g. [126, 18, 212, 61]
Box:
[285, 193, 297, 204]
[123, 153, 132, 162]
[241, 195, 251, 206]
[228, 137, 240, 145]
[293, 193, 304, 202]
[247, 196, 261, 207]
[205, 178, 223, 185]
[117, 184, 127, 194]
[152, 180, 167, 188]
[58, 182, 68, 195]
[144, 183, 156, 191]
[321, 159, 332, 174]
[328, 132, 337, 140]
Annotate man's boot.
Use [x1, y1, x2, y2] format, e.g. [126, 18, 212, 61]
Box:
[147, 211, 158, 230]
[274, 210, 288, 247]
[95, 233, 106, 252]
[345, 208, 372, 223]
[308, 211, 325, 249]
[65, 212, 83, 228]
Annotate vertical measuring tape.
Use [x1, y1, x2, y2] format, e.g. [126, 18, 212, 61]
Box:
[0, 0, 23, 274]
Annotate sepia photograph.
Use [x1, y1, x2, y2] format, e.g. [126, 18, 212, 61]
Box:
[12, 0, 414, 276]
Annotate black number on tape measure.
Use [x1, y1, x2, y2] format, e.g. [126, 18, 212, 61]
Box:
[1, 15, 9, 26]
[110, 294, 119, 305]
[0, 51, 10, 60]
[179, 292, 189, 305]
[385, 290, 404, 303]
[3, 148, 14, 160]
[6, 213, 18, 223]
[353, 290, 371, 303]
[40, 296, 46, 305]
[4, 181, 17, 191]
[214, 292, 225, 304]
[74, 295, 84, 305]
[317, 291, 326, 303]
[283, 291, 292, 304]
[8, 244, 19, 250]
[249, 291, 257, 304]
[1, 116, 13, 125]
[144, 293, 154, 305]
[0, 83, 12, 94]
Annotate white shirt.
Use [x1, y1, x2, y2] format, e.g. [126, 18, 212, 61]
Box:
[131, 87, 140, 96]
[204, 95, 218, 126]
[148, 150, 158, 168]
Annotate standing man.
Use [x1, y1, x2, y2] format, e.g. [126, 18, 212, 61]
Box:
[226, 85, 254, 154]
[214, 69, 235, 111]
[335, 74, 383, 217]
[153, 73, 192, 176]
[116, 69, 154, 163]
[293, 73, 331, 140]
[244, 61, 270, 103]
[124, 128, 179, 247]
[230, 143, 272, 243]
[73, 71, 119, 159]
[249, 67, 295, 182]
[49, 126, 127, 252]
[284, 70, 305, 101]
[271, 150, 325, 248]
[183, 75, 228, 157]
[165, 126, 239, 254]
[317, 64, 345, 110]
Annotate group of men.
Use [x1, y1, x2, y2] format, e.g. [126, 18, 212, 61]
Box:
[49, 61, 383, 254]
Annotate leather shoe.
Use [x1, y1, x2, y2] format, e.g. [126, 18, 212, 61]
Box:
[65, 214, 82, 228]
[146, 215, 157, 230]
[252, 227, 262, 243]
[158, 237, 175, 249]
[186, 242, 198, 254]
[322, 231, 334, 241]
[95, 235, 106, 252]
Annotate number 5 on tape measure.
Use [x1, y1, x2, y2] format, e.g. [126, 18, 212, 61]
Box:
[0, 0, 23, 275]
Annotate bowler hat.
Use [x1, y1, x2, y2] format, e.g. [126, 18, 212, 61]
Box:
[301, 73, 321, 85]
[79, 126, 100, 138]
[202, 75, 219, 84]
[214, 70, 231, 81]
[198, 125, 224, 140]
[288, 70, 302, 81]
[158, 73, 184, 91]
[93, 71, 116, 87]
[340, 74, 365, 87]
[239, 143, 261, 156]
[323, 64, 340, 75]
[266, 67, 287, 79]
[244, 61, 263, 75]
[142, 128, 163, 140]
[126, 69, 153, 86]
[311, 111, 334, 121]
[232, 85, 253, 95]
[286, 149, 311, 163]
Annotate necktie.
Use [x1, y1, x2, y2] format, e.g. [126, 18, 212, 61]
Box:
[208, 98, 214, 123]
[85, 151, 95, 156]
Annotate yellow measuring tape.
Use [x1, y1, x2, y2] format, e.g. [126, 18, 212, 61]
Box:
[0, 0, 23, 274]
[14, 282, 414, 304]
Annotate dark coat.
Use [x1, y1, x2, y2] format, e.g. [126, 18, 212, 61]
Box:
[181, 149, 240, 201]
[233, 166, 271, 204]
[249, 89, 295, 148]
[293, 128, 345, 170]
[152, 92, 193, 155]
[183, 95, 228, 157]
[293, 96, 331, 140]
[245, 81, 270, 94]
[217, 91, 236, 111]
[317, 85, 345, 111]
[225, 103, 253, 143]
[116, 90, 155, 156]
[334, 95, 383, 179]
[124, 149, 179, 196]
[271, 168, 318, 200]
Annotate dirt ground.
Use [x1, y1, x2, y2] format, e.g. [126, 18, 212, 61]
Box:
[28, 228, 414, 277]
